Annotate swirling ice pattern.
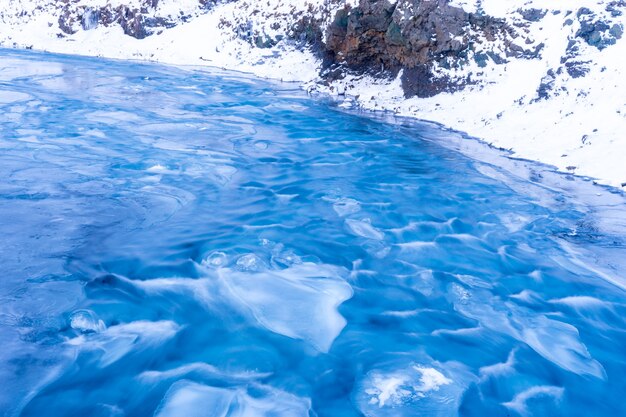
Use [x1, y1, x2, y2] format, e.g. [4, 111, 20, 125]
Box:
[1, 49, 626, 417]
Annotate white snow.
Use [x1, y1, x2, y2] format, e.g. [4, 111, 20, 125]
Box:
[0, 0, 624, 187]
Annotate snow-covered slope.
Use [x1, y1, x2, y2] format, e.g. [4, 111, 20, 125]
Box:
[1, 0, 624, 188]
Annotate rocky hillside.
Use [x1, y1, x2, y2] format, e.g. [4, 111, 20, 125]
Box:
[0, 0, 625, 187]
[323, 0, 539, 97]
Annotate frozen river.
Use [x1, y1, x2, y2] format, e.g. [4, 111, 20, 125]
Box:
[1, 49, 626, 417]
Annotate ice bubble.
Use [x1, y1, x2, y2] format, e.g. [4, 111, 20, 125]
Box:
[365, 373, 411, 407]
[235, 253, 267, 272]
[202, 251, 229, 268]
[69, 310, 105, 334]
[363, 367, 452, 408]
[271, 244, 302, 269]
[356, 363, 467, 417]
[415, 366, 454, 392]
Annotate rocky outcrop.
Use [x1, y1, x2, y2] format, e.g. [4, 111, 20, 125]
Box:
[321, 0, 532, 98]
[576, 6, 623, 50]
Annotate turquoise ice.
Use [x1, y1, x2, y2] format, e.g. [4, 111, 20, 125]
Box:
[1, 49, 626, 417]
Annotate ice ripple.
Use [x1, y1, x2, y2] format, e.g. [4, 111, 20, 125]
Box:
[219, 262, 353, 352]
[127, 261, 353, 353]
[450, 284, 606, 379]
[155, 380, 311, 417]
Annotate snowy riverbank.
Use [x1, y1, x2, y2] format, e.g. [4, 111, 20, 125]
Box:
[1, 0, 624, 188]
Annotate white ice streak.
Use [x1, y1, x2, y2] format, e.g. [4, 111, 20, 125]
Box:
[550, 295, 609, 310]
[131, 262, 353, 353]
[155, 380, 311, 417]
[502, 385, 565, 416]
[345, 218, 385, 240]
[479, 349, 517, 380]
[218, 262, 353, 352]
[139, 362, 272, 384]
[357, 362, 469, 417]
[451, 284, 606, 379]
[0, 90, 32, 104]
[66, 320, 180, 367]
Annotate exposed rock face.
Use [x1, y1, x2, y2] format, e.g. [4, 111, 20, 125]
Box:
[53, 0, 549, 99]
[323, 0, 524, 97]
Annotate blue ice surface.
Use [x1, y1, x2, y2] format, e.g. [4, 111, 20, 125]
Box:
[0, 48, 626, 417]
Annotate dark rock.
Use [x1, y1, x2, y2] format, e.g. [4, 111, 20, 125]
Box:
[116, 6, 148, 39]
[291, 13, 326, 51]
[400, 65, 463, 98]
[565, 60, 591, 78]
[144, 16, 177, 30]
[576, 10, 622, 50]
[518, 8, 547, 22]
[535, 68, 556, 101]
[610, 23, 623, 39]
[474, 52, 489, 68]
[58, 9, 78, 34]
[606, 1, 626, 17]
